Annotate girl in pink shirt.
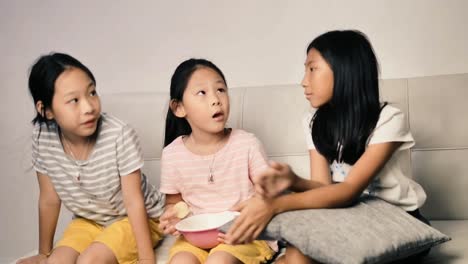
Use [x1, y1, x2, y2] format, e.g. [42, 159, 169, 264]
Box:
[159, 58, 275, 264]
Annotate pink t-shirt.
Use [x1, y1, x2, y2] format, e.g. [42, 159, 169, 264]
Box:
[160, 129, 268, 214]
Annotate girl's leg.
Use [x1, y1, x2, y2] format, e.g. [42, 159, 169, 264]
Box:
[49, 218, 101, 264]
[89, 217, 162, 264]
[205, 251, 242, 264]
[169, 252, 201, 264]
[208, 240, 274, 264]
[275, 254, 286, 264]
[168, 237, 208, 264]
[284, 246, 318, 264]
[46, 246, 79, 264]
[76, 242, 117, 264]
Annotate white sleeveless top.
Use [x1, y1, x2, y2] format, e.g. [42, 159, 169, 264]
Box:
[303, 105, 427, 211]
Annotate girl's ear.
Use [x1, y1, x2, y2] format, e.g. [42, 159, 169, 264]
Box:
[170, 99, 186, 118]
[36, 101, 54, 120]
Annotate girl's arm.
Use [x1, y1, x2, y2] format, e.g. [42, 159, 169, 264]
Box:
[38, 172, 61, 256]
[272, 142, 400, 213]
[165, 193, 183, 205]
[255, 149, 331, 197]
[225, 141, 400, 244]
[291, 149, 333, 191]
[121, 170, 155, 263]
[17, 172, 61, 264]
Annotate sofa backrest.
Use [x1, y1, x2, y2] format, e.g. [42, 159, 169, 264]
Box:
[101, 73, 468, 221]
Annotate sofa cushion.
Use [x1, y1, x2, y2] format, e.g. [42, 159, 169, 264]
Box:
[221, 197, 450, 264]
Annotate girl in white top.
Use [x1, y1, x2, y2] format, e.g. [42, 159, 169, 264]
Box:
[223, 30, 428, 263]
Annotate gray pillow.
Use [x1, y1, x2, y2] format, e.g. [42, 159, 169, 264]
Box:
[221, 196, 450, 264]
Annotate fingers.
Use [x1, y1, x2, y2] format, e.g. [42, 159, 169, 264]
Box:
[224, 213, 247, 244]
[217, 232, 227, 243]
[162, 223, 179, 235]
[241, 224, 258, 244]
[230, 221, 258, 244]
[160, 207, 177, 221]
[254, 183, 266, 197]
[225, 210, 261, 244]
[160, 208, 182, 235]
[16, 255, 46, 264]
[269, 160, 283, 169]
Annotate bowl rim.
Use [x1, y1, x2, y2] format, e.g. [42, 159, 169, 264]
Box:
[175, 211, 240, 232]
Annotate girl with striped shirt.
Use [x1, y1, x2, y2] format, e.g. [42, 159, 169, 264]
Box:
[18, 53, 165, 264]
[159, 58, 275, 264]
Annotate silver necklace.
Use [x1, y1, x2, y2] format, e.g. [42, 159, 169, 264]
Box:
[190, 135, 224, 184]
[62, 134, 90, 182]
[208, 149, 217, 184]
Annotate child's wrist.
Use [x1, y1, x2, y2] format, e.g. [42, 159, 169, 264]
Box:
[270, 197, 282, 215]
[38, 250, 51, 257]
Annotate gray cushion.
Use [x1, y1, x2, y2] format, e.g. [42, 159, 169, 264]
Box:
[221, 196, 450, 264]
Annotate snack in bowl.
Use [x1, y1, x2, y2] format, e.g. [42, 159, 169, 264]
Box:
[175, 211, 240, 249]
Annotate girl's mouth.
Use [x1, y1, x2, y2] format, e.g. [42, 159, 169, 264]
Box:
[212, 112, 224, 121]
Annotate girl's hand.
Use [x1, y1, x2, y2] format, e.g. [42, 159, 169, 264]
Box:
[220, 196, 275, 245]
[254, 161, 295, 198]
[16, 254, 47, 264]
[159, 205, 182, 236]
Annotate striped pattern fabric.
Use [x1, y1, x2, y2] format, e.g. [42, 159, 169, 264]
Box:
[32, 113, 165, 226]
[160, 129, 268, 215]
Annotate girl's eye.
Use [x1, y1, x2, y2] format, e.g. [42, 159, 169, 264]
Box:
[90, 90, 98, 96]
[196, 90, 206, 95]
[68, 98, 78, 104]
[310, 67, 315, 72]
[217, 88, 226, 93]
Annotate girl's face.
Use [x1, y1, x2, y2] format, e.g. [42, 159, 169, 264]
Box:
[177, 67, 229, 136]
[46, 67, 101, 141]
[301, 48, 334, 108]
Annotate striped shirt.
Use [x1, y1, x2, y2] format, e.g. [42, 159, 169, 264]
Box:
[32, 113, 165, 226]
[160, 129, 268, 215]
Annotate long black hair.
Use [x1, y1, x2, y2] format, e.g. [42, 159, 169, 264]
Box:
[309, 30, 385, 165]
[28, 52, 96, 125]
[164, 58, 227, 147]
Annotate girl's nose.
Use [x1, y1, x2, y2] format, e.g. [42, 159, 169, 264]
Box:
[301, 74, 309, 89]
[211, 95, 221, 106]
[82, 98, 95, 114]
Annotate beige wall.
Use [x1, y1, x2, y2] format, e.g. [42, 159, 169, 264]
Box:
[1, 0, 468, 262]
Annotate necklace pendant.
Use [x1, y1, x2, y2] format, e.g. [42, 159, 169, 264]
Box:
[208, 172, 214, 183]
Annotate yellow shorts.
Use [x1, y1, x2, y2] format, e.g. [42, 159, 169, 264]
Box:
[169, 237, 274, 264]
[55, 217, 163, 264]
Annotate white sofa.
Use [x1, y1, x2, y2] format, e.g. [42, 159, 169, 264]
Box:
[15, 73, 468, 263]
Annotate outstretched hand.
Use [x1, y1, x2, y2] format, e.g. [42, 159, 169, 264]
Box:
[219, 196, 275, 245]
[254, 161, 295, 198]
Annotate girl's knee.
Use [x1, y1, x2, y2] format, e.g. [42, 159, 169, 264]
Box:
[205, 251, 241, 264]
[46, 255, 71, 264]
[46, 247, 79, 264]
[77, 244, 117, 264]
[76, 253, 115, 264]
[285, 246, 315, 264]
[169, 252, 200, 264]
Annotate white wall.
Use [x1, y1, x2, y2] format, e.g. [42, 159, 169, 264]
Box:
[1, 0, 468, 262]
